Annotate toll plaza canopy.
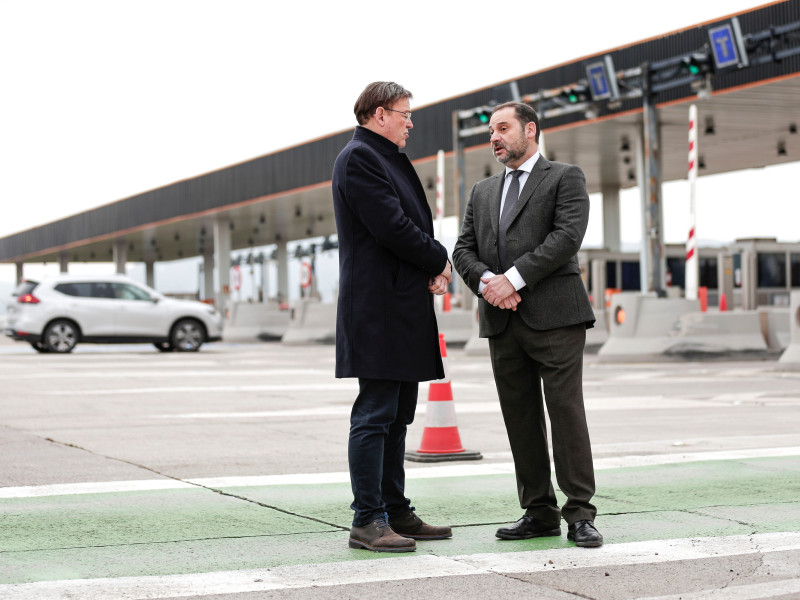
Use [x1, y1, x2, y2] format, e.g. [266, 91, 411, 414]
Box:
[1, 0, 798, 269]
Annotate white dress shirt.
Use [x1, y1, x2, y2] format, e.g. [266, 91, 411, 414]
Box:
[478, 152, 540, 294]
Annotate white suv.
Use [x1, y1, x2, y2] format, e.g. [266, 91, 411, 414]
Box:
[4, 274, 223, 353]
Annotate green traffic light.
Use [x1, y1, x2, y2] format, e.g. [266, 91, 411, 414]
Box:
[568, 93, 578, 103]
[478, 112, 490, 124]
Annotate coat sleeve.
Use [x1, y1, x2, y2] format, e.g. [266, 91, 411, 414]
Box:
[452, 182, 491, 295]
[514, 164, 589, 286]
[341, 145, 447, 275]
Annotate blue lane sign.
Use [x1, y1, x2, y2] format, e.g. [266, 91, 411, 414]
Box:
[585, 55, 619, 101]
[707, 18, 748, 71]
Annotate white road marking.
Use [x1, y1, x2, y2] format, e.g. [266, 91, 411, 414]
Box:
[2, 447, 797, 499]
[0, 369, 334, 379]
[0, 532, 797, 599]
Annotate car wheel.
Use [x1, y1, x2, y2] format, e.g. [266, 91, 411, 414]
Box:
[30, 341, 50, 353]
[43, 320, 79, 353]
[170, 319, 205, 352]
[154, 342, 175, 352]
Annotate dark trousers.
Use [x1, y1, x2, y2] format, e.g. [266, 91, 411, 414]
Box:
[488, 313, 596, 526]
[348, 378, 418, 526]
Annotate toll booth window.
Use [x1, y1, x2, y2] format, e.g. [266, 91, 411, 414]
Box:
[605, 261, 617, 289]
[667, 258, 685, 289]
[791, 253, 800, 286]
[757, 253, 786, 287]
[699, 258, 718, 289]
[621, 261, 640, 290]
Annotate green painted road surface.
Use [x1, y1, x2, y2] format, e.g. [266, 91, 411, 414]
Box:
[2, 342, 800, 598]
[2, 455, 800, 587]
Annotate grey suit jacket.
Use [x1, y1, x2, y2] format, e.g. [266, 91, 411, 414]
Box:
[453, 156, 595, 337]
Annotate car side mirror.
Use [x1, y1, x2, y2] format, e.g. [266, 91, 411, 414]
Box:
[151, 296, 160, 304]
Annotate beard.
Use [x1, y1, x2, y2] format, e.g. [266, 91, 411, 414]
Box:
[493, 136, 529, 165]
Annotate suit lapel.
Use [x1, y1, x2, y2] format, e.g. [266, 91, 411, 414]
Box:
[507, 157, 551, 226]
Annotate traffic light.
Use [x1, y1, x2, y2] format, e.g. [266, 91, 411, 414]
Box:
[457, 105, 494, 134]
[561, 84, 590, 104]
[679, 53, 711, 76]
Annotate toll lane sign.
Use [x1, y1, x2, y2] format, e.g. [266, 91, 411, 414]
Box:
[585, 55, 619, 102]
[707, 18, 748, 71]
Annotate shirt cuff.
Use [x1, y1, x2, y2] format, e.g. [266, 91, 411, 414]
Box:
[505, 267, 527, 291]
[477, 270, 494, 294]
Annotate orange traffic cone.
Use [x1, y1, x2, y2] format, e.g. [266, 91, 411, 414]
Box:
[405, 333, 482, 463]
[719, 292, 728, 312]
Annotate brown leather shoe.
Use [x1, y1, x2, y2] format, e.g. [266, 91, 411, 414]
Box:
[389, 510, 452, 540]
[349, 516, 416, 552]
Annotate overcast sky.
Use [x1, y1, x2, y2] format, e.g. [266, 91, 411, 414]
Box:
[1, 0, 797, 288]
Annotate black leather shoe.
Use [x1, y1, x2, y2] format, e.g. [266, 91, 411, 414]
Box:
[567, 519, 603, 547]
[496, 515, 561, 540]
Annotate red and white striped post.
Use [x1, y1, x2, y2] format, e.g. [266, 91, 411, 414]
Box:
[686, 104, 699, 301]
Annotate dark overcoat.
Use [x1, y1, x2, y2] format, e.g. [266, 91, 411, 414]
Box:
[453, 157, 596, 337]
[332, 126, 447, 381]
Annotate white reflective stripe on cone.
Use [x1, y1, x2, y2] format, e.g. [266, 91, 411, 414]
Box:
[424, 400, 458, 427]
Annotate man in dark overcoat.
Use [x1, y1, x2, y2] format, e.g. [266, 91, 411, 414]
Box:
[453, 102, 603, 548]
[332, 81, 453, 553]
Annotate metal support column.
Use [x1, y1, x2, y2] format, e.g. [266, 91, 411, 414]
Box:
[58, 252, 69, 274]
[202, 247, 214, 302]
[275, 240, 289, 305]
[261, 257, 270, 302]
[453, 110, 472, 311]
[591, 258, 607, 311]
[640, 73, 666, 296]
[15, 262, 23, 285]
[113, 240, 127, 275]
[214, 219, 232, 313]
[145, 260, 155, 288]
[601, 185, 621, 252]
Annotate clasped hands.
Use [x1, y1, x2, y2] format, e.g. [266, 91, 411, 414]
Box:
[428, 260, 452, 296]
[480, 274, 521, 310]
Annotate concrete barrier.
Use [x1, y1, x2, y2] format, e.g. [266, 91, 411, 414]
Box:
[598, 293, 697, 361]
[281, 298, 336, 345]
[223, 301, 290, 343]
[462, 307, 605, 356]
[435, 309, 474, 347]
[668, 311, 769, 356]
[586, 309, 607, 351]
[777, 291, 800, 370]
[464, 309, 489, 356]
[598, 292, 773, 361]
[759, 306, 790, 352]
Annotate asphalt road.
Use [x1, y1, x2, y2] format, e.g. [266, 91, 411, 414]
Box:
[1, 337, 799, 599]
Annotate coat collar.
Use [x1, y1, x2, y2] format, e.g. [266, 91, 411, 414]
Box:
[352, 125, 402, 156]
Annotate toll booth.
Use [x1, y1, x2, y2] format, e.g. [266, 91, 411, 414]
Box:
[580, 238, 800, 313]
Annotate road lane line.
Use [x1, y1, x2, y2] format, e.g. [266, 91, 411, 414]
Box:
[0, 532, 797, 599]
[2, 447, 797, 499]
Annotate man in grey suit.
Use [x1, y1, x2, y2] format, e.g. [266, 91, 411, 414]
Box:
[452, 101, 602, 547]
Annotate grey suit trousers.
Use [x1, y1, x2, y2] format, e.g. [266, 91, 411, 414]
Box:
[488, 312, 596, 525]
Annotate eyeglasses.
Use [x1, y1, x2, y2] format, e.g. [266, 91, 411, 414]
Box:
[383, 108, 413, 121]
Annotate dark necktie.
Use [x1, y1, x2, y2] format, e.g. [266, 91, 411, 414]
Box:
[499, 170, 523, 271]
